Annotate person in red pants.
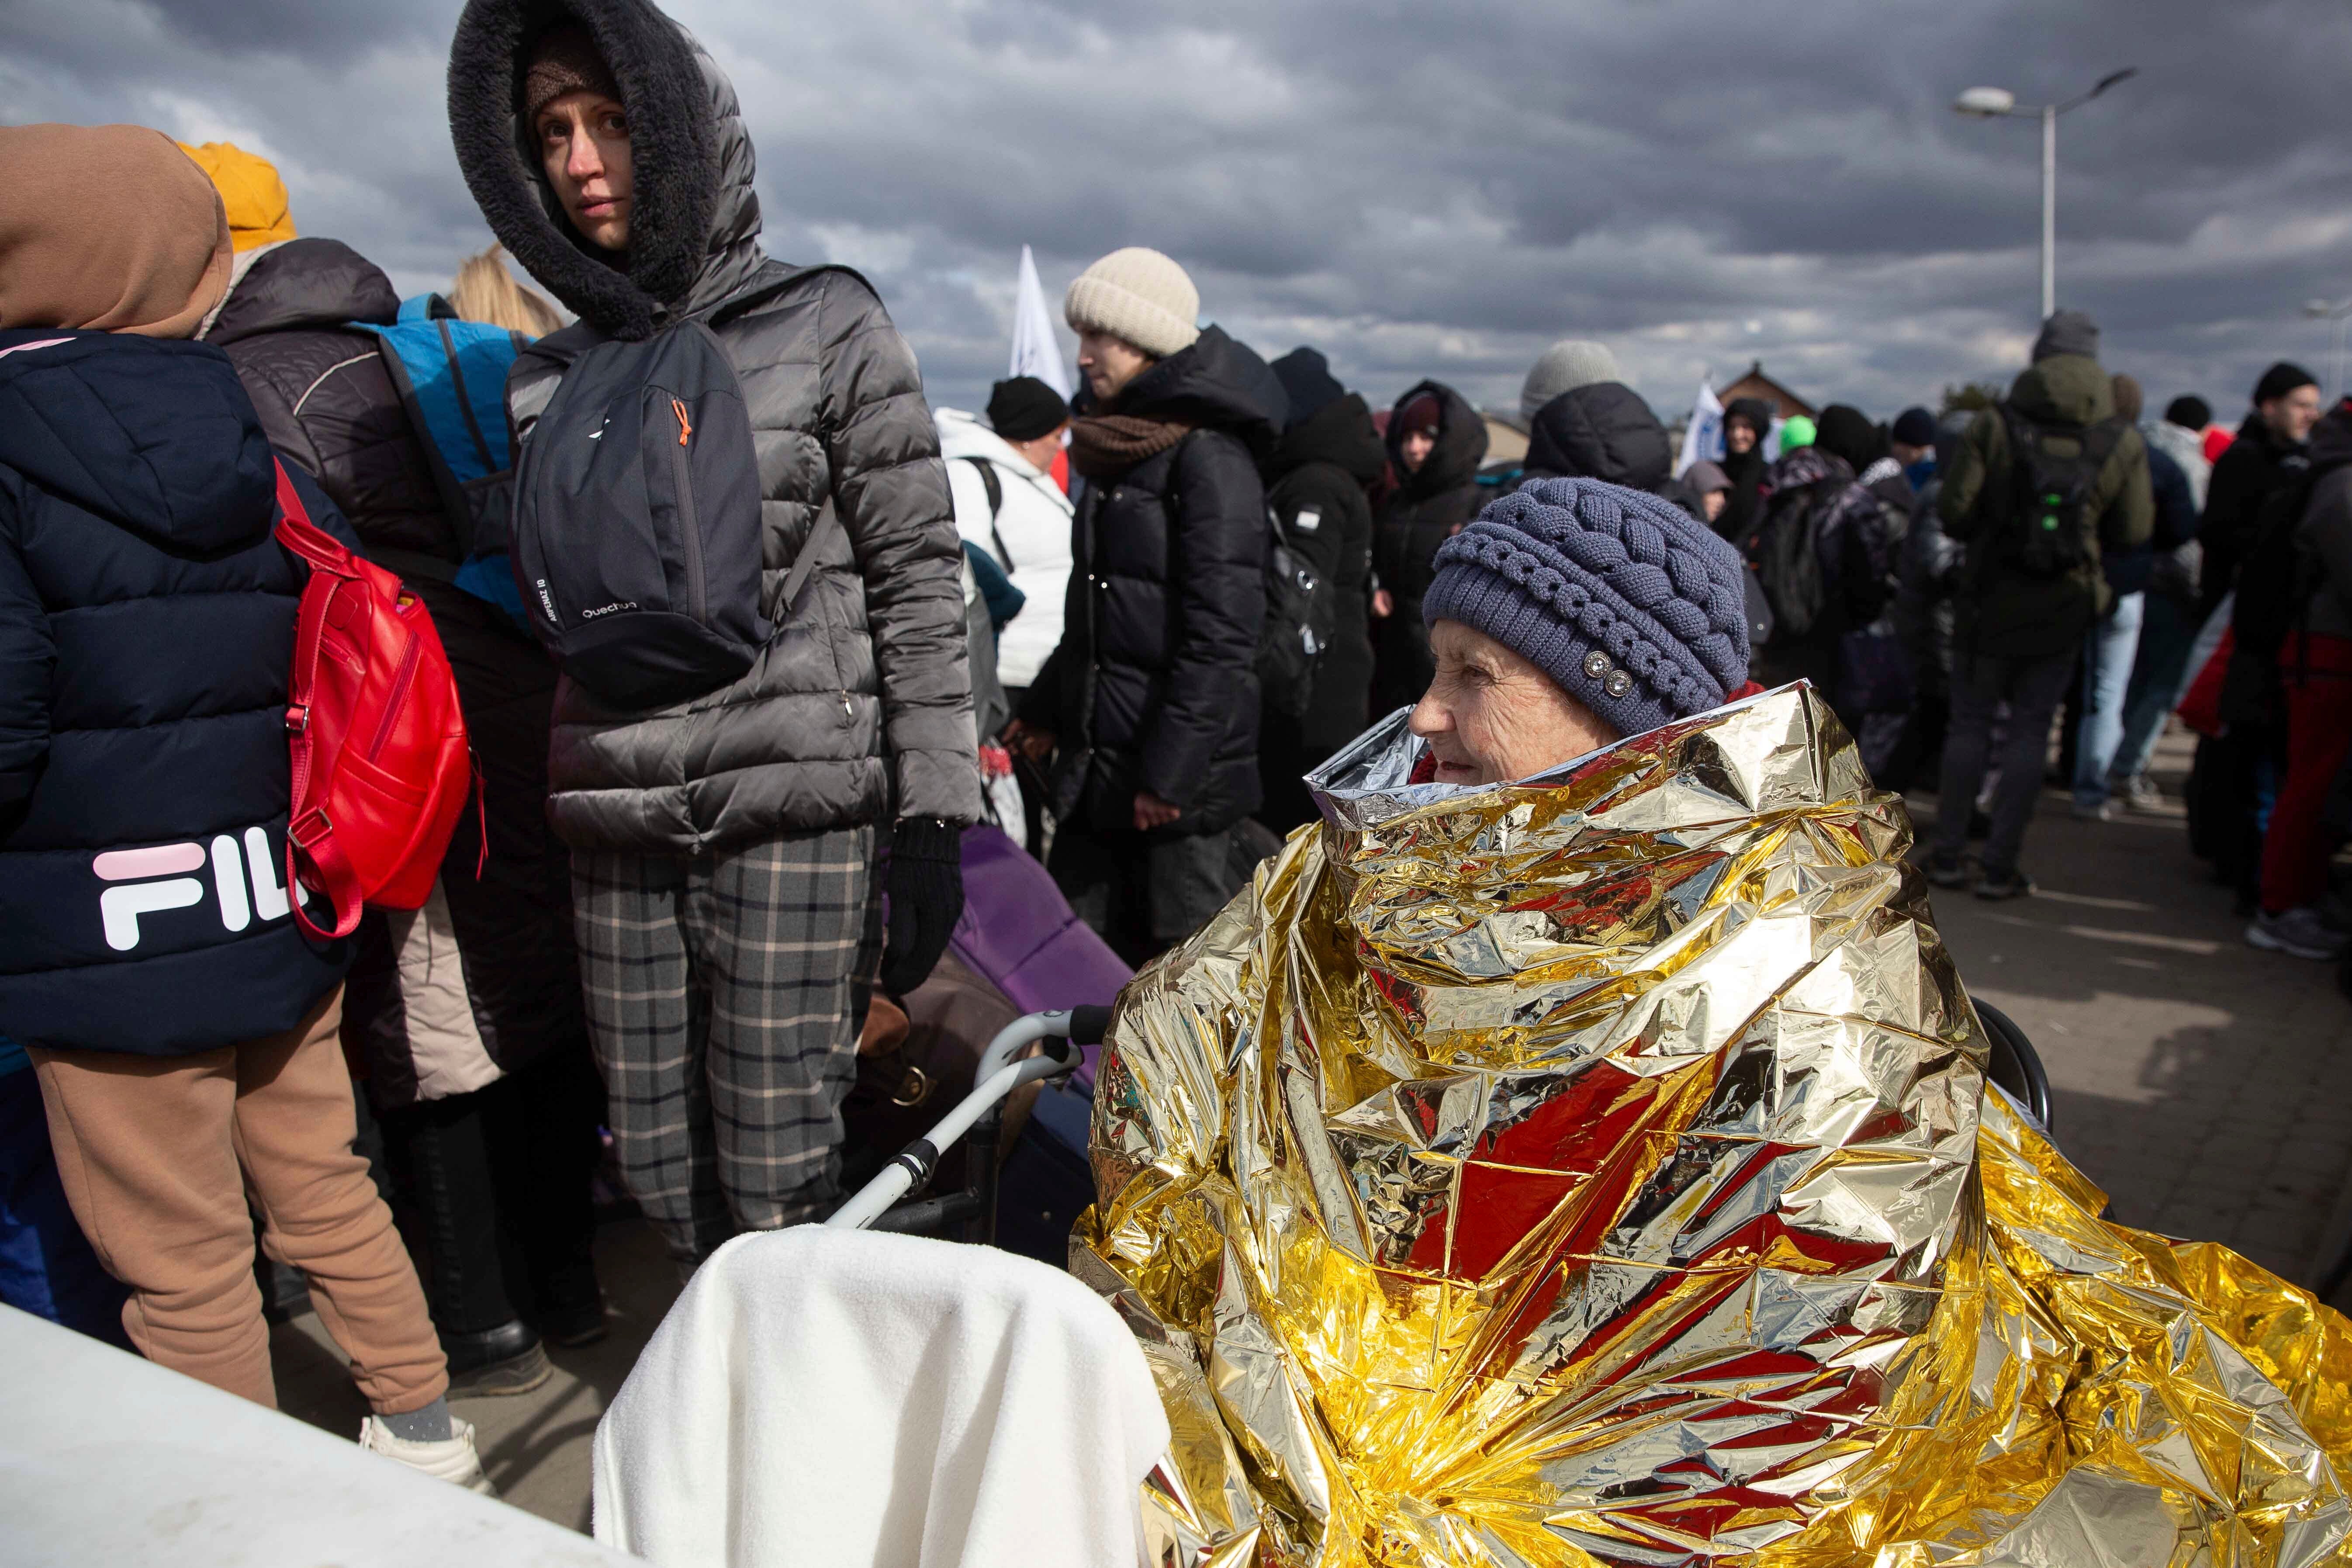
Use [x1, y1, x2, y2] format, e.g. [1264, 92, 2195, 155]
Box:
[2248, 395, 2352, 959]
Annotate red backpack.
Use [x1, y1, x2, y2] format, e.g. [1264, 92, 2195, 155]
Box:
[272, 461, 473, 939]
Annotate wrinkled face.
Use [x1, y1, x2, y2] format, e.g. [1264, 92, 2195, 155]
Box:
[2264, 384, 2323, 445]
[1411, 619, 1620, 786]
[1076, 330, 1153, 403]
[1724, 420, 1759, 455]
[538, 90, 633, 253]
[1400, 428, 1437, 472]
[1701, 488, 1727, 523]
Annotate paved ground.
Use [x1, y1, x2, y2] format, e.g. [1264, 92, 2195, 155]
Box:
[271, 722, 2352, 1533]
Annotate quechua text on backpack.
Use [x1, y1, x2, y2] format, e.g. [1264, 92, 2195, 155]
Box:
[275, 462, 474, 939]
[511, 320, 771, 709]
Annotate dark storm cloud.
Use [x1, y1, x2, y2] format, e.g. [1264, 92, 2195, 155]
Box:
[5, 0, 2349, 421]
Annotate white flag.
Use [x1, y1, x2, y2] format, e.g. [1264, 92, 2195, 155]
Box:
[1008, 246, 1072, 400]
[1676, 378, 1724, 474]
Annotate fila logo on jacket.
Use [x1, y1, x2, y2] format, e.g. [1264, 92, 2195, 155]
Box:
[91, 828, 297, 952]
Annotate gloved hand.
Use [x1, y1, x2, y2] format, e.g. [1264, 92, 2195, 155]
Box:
[879, 817, 964, 998]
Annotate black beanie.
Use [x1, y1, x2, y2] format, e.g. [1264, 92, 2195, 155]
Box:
[1271, 346, 1347, 426]
[2253, 361, 2319, 406]
[986, 376, 1069, 442]
[1813, 404, 1882, 472]
[2164, 395, 2211, 430]
[1891, 406, 1937, 448]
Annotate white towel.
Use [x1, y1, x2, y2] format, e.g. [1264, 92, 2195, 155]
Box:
[591, 1227, 1169, 1568]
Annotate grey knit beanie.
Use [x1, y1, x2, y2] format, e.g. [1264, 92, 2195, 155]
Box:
[1063, 247, 1200, 359]
[1520, 339, 1623, 423]
[1424, 478, 1750, 739]
[2031, 308, 2099, 363]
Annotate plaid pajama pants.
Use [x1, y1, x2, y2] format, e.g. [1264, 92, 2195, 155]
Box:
[572, 827, 880, 1261]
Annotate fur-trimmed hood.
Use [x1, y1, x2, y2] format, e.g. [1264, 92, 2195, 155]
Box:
[448, 0, 764, 339]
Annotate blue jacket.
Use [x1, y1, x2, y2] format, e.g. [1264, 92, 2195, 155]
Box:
[0, 331, 351, 1056]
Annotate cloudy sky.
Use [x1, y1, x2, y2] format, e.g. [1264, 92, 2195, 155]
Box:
[7, 0, 2350, 424]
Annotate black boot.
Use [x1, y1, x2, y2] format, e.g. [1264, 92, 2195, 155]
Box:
[442, 1319, 551, 1398]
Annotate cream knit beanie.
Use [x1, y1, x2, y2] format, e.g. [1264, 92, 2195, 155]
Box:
[1063, 247, 1200, 360]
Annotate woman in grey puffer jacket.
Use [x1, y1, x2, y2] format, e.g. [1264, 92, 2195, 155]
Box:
[450, 0, 978, 1259]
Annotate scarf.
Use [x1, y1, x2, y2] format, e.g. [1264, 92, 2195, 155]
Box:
[1066, 413, 1192, 482]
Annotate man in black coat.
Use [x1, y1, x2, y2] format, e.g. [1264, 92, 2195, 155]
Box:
[2200, 361, 2322, 622]
[1013, 248, 1281, 962]
[1259, 347, 1388, 831]
[1371, 380, 1488, 713]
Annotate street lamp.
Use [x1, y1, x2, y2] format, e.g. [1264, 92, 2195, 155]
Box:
[2305, 298, 2352, 403]
[1954, 67, 2139, 321]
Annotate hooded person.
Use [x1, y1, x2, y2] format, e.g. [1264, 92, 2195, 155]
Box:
[1370, 378, 1488, 713]
[447, 0, 979, 1263]
[1716, 394, 1774, 541]
[1253, 347, 1389, 834]
[1008, 248, 1281, 963]
[1929, 308, 2151, 899]
[1517, 380, 1673, 494]
[1078, 479, 2352, 1568]
[0, 124, 490, 1488]
[188, 144, 608, 1387]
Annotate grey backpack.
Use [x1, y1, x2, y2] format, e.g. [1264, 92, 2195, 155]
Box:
[512, 321, 775, 709]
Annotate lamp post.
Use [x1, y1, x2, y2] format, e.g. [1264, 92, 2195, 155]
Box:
[1954, 68, 2138, 321]
[2305, 298, 2352, 403]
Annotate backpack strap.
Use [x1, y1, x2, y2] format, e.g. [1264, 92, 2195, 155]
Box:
[269, 462, 367, 942]
[958, 456, 1016, 573]
[777, 500, 842, 619]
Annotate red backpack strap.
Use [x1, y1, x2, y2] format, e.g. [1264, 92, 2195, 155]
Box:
[271, 460, 349, 571]
[272, 460, 367, 941]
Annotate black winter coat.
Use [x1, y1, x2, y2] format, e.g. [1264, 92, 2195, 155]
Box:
[0, 332, 352, 1056]
[1022, 328, 1278, 836]
[1518, 382, 1674, 492]
[1258, 392, 1386, 828]
[2198, 414, 2311, 621]
[206, 239, 452, 566]
[1371, 380, 1487, 712]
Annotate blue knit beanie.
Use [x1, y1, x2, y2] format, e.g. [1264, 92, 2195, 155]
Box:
[1423, 478, 1750, 738]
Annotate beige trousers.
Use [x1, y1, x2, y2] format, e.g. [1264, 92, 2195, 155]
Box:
[29, 985, 448, 1413]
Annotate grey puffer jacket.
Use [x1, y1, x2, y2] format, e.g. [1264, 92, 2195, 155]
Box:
[450, 0, 976, 851]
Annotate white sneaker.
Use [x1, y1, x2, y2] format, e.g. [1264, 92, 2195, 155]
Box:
[359, 1413, 497, 1495]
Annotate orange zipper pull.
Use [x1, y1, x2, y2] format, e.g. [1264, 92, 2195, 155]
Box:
[672, 398, 692, 447]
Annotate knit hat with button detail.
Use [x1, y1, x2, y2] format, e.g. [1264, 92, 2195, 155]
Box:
[1424, 477, 1750, 740]
[1063, 247, 1200, 360]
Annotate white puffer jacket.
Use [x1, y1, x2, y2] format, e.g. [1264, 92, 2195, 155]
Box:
[936, 408, 1073, 689]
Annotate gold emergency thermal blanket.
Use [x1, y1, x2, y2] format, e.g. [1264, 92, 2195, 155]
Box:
[1077, 686, 2352, 1567]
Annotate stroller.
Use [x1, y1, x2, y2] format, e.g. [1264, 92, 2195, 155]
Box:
[588, 1006, 1175, 1568]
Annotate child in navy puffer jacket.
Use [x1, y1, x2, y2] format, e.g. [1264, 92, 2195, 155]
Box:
[0, 123, 487, 1492]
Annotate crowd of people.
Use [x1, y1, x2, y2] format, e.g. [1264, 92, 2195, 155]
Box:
[2, 0, 2349, 1520]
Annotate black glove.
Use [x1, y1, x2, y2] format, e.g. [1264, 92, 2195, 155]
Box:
[879, 817, 964, 998]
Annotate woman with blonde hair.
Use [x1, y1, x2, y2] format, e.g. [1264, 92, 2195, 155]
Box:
[447, 243, 563, 336]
